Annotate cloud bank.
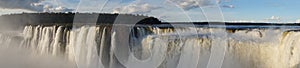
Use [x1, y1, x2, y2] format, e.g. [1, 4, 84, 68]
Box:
[0, 0, 73, 12]
[265, 16, 280, 22]
[113, 2, 161, 14]
[112, 0, 221, 14]
[0, 0, 42, 11]
[296, 19, 300, 23]
[167, 0, 216, 10]
[0, 0, 232, 13]
[222, 4, 234, 8]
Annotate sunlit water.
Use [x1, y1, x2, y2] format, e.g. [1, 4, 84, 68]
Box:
[1, 25, 300, 68]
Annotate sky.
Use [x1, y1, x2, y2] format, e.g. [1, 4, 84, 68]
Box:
[0, 0, 299, 23]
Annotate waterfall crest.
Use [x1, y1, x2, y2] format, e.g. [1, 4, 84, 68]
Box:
[6, 25, 300, 68]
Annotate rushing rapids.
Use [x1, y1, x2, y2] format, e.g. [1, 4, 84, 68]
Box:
[1, 25, 300, 68]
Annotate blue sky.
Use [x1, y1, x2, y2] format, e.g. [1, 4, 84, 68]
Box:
[0, 0, 299, 22]
[222, 0, 300, 22]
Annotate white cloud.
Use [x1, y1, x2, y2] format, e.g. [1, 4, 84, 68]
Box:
[296, 19, 300, 23]
[167, 0, 216, 10]
[113, 1, 161, 14]
[265, 16, 281, 22]
[216, 0, 221, 4]
[228, 20, 264, 23]
[222, 4, 234, 8]
[0, 0, 73, 12]
[166, 0, 236, 10]
[0, 0, 43, 11]
[0, 9, 34, 15]
[32, 2, 73, 12]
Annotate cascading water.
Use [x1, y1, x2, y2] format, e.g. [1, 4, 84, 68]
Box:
[3, 25, 300, 68]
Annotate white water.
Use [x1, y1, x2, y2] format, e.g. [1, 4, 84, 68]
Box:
[0, 26, 75, 68]
[1, 25, 300, 68]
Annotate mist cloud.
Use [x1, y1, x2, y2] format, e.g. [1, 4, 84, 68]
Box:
[0, 47, 76, 68]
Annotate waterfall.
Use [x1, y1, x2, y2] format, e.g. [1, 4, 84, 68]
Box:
[2, 25, 300, 68]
